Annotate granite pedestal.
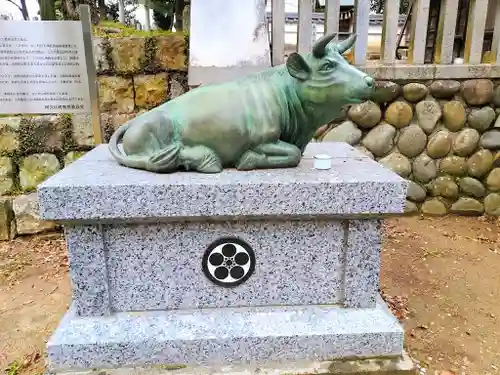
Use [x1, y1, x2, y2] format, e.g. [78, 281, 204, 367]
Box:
[38, 142, 409, 373]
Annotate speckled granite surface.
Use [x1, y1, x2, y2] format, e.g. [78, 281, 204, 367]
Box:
[103, 219, 344, 311]
[37, 143, 408, 222]
[64, 225, 111, 316]
[344, 220, 382, 308]
[47, 297, 404, 371]
[46, 352, 417, 375]
[65, 218, 386, 315]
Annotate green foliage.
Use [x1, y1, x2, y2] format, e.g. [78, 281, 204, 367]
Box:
[6, 360, 22, 375]
[54, 0, 65, 19]
[92, 20, 178, 37]
[53, 0, 79, 20]
[48, 0, 137, 23]
[147, 0, 185, 31]
[105, 0, 138, 24]
[153, 11, 173, 30]
[41, 0, 185, 29]
[150, 0, 174, 30]
[370, 0, 410, 14]
[152, 11, 173, 30]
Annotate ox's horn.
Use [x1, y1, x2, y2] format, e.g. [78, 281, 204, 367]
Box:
[312, 32, 338, 58]
[337, 34, 357, 54]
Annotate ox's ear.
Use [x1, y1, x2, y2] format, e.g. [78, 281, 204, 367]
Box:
[286, 53, 311, 81]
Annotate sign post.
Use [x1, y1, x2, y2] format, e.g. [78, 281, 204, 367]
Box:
[79, 4, 103, 144]
[0, 7, 103, 144]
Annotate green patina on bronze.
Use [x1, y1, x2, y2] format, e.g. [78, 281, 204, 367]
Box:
[108, 33, 374, 173]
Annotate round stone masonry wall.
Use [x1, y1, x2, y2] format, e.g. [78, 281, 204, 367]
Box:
[315, 78, 500, 216]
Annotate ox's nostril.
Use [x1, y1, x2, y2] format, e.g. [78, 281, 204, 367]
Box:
[365, 76, 374, 88]
[364, 76, 374, 88]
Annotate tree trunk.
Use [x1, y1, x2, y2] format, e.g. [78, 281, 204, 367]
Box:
[58, 0, 78, 19]
[182, 4, 190, 31]
[19, 0, 30, 19]
[40, 0, 56, 19]
[84, 0, 100, 23]
[74, 0, 99, 23]
[174, 0, 184, 31]
[40, 4, 54, 19]
[98, 0, 106, 20]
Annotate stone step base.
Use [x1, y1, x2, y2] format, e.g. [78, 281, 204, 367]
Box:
[46, 352, 418, 375]
[47, 298, 405, 372]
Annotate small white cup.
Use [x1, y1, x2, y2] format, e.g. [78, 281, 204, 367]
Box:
[313, 154, 332, 170]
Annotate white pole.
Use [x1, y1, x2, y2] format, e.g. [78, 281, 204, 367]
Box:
[119, 0, 125, 23]
[144, 5, 151, 31]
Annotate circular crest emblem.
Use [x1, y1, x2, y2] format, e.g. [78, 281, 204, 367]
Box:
[202, 237, 256, 288]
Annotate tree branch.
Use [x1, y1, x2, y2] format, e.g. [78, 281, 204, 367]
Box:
[18, 0, 29, 19]
[4, 0, 23, 12]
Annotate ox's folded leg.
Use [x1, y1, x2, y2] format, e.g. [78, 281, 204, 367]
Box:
[147, 143, 182, 173]
[252, 141, 302, 169]
[178, 145, 222, 173]
[236, 141, 301, 170]
[236, 150, 266, 170]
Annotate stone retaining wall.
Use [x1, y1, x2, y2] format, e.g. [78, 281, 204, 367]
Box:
[315, 79, 500, 216]
[93, 34, 188, 141]
[0, 34, 188, 240]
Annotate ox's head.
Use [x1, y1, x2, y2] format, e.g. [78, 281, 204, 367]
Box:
[285, 33, 374, 106]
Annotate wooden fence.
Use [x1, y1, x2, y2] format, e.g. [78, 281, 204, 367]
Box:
[270, 0, 500, 68]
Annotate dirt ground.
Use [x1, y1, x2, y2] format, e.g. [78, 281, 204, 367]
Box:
[0, 216, 499, 375]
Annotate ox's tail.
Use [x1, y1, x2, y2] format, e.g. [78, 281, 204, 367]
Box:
[108, 122, 182, 173]
[108, 122, 152, 171]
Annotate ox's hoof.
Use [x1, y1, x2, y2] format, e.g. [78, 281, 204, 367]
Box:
[197, 152, 222, 173]
[198, 162, 223, 173]
[236, 151, 264, 171]
[179, 145, 222, 173]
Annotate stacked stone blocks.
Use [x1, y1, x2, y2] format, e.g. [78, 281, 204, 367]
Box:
[93, 34, 189, 142]
[0, 34, 188, 239]
[0, 114, 91, 239]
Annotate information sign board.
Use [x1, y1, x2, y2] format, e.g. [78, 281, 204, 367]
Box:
[0, 21, 91, 114]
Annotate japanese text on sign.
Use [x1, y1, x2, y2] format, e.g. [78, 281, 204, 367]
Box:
[0, 22, 91, 114]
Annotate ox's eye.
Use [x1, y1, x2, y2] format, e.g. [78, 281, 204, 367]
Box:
[319, 61, 336, 72]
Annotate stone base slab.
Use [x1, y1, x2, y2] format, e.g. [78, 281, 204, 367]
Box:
[47, 352, 417, 375]
[47, 298, 404, 372]
[37, 143, 407, 222]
